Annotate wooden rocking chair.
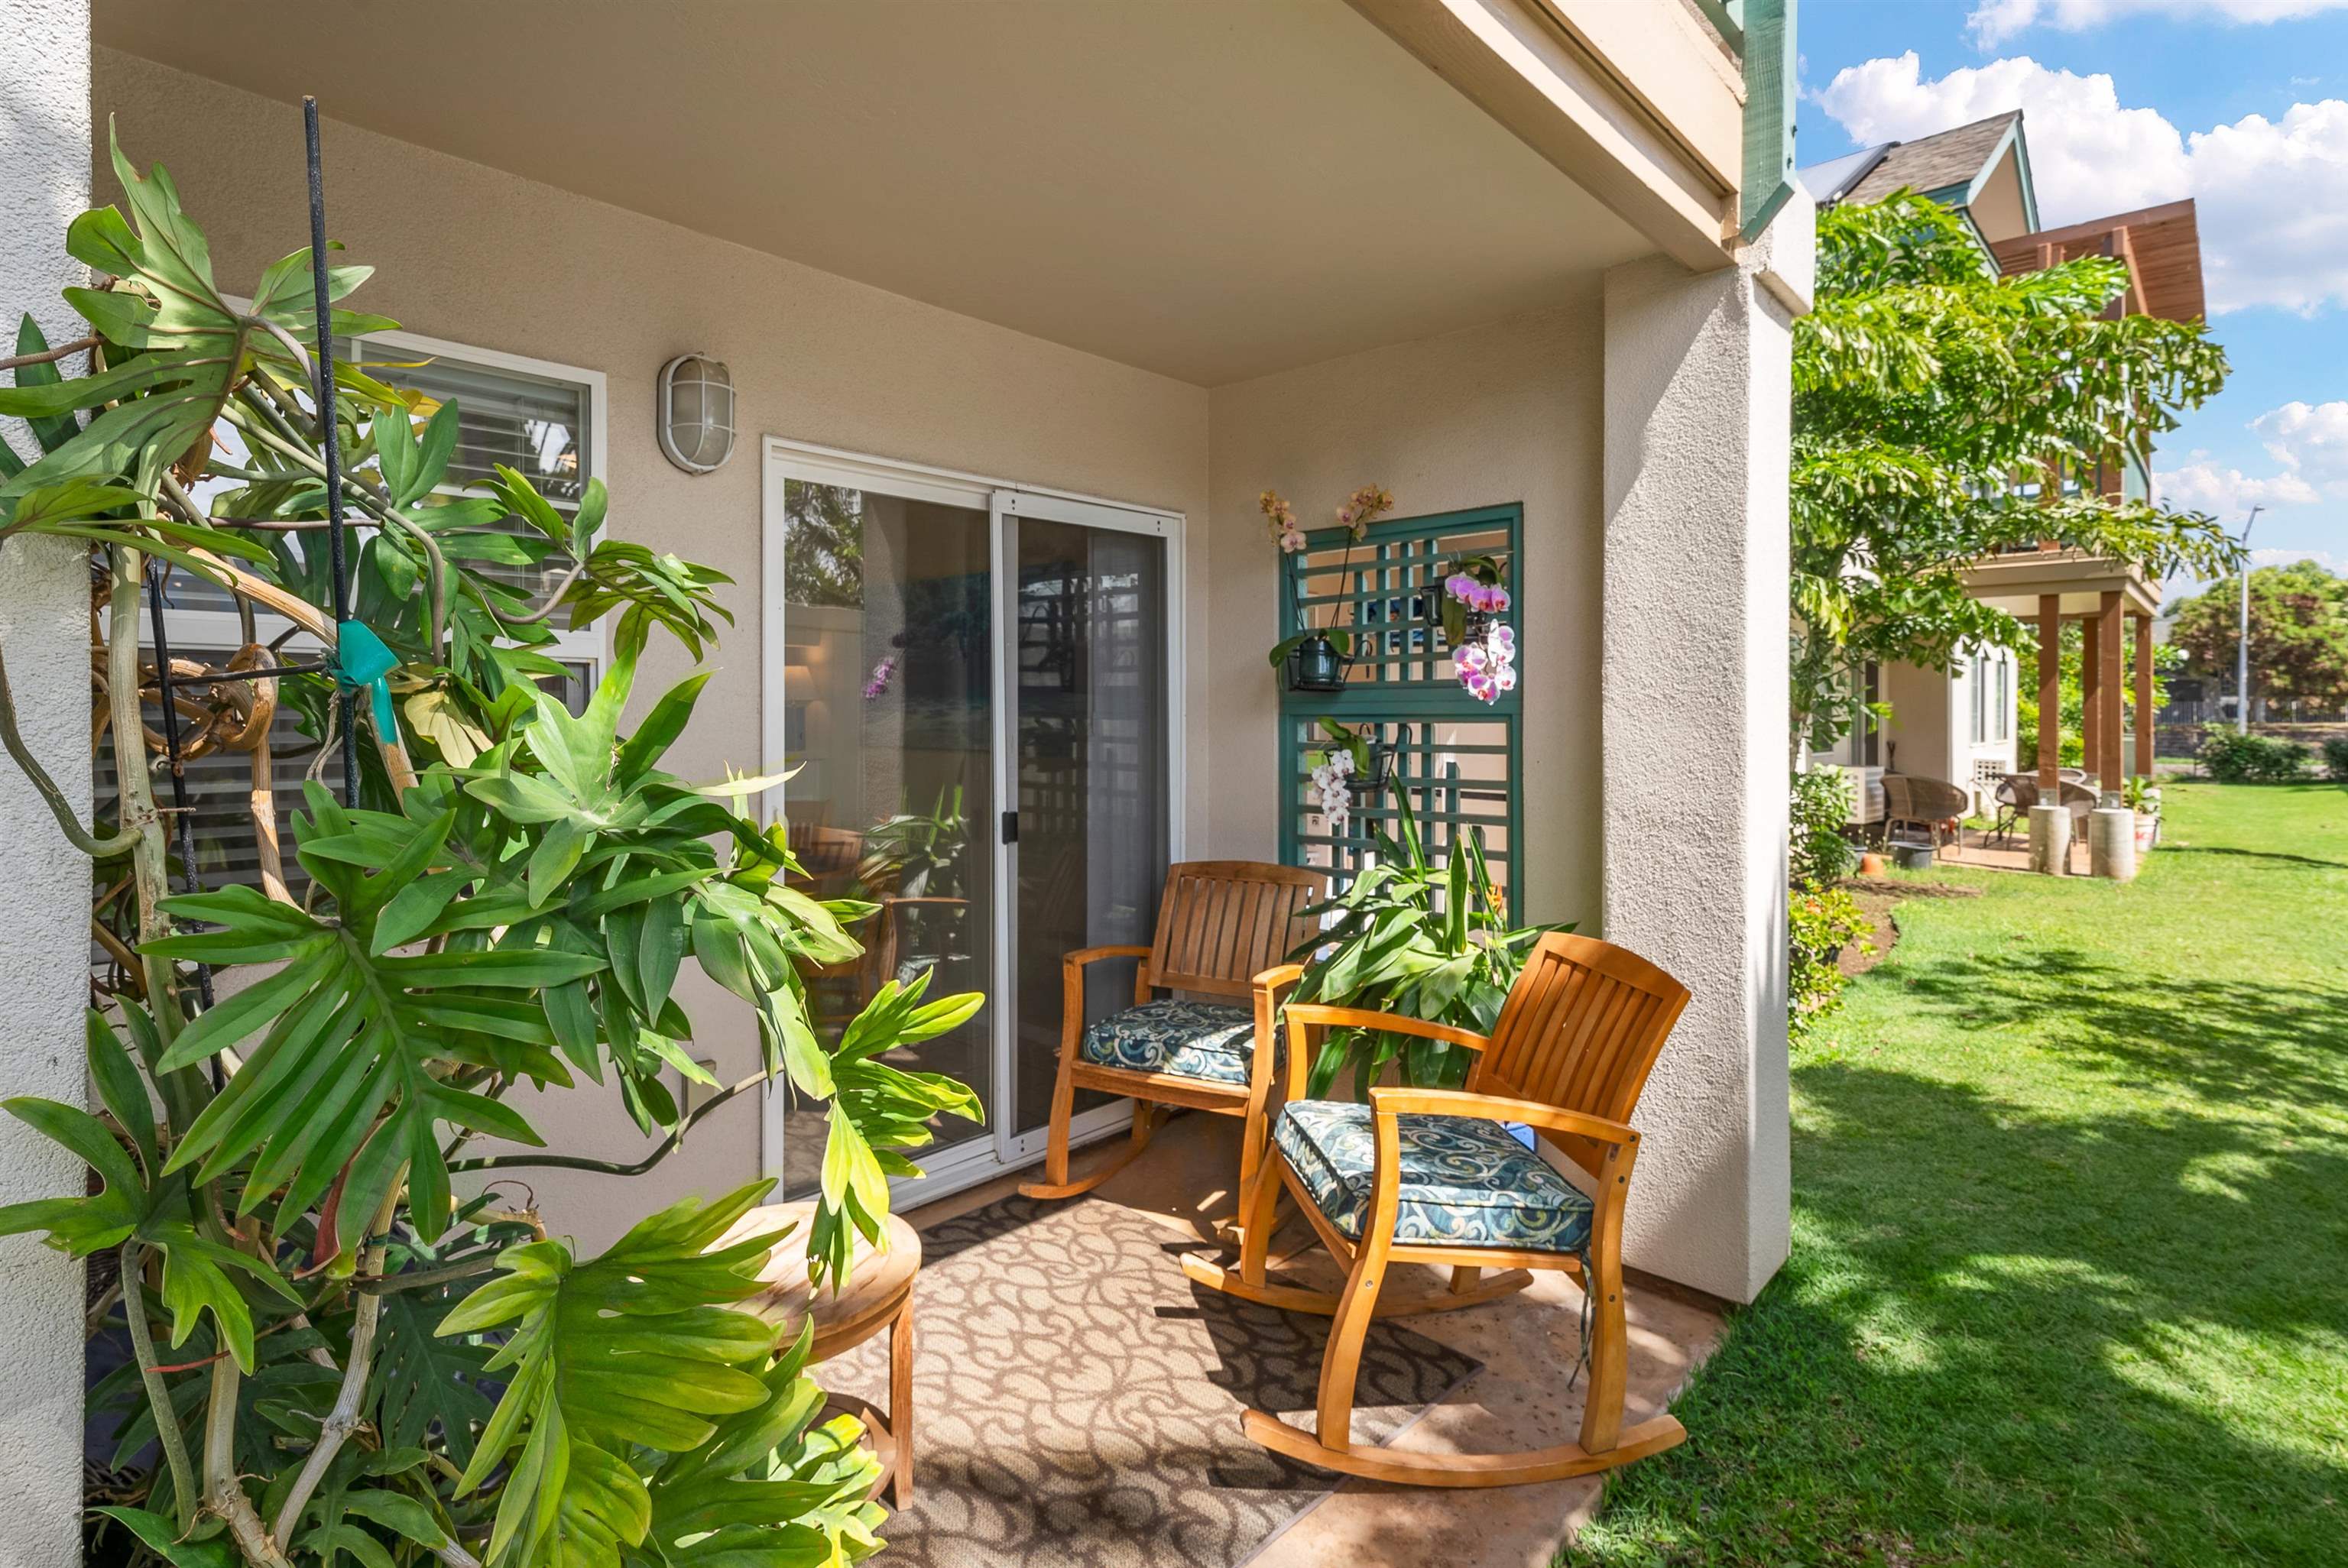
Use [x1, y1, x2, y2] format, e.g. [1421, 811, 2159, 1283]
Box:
[1183, 931, 1693, 1488]
[1017, 860, 1326, 1207]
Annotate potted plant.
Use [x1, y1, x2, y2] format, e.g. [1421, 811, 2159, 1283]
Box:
[1304, 718, 1394, 832]
[1263, 484, 1394, 692]
[1288, 793, 1565, 1095]
[2125, 774, 2162, 850]
[1438, 555, 1517, 704]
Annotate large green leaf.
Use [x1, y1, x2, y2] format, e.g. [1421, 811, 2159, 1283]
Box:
[0, 122, 385, 531]
[634, 1325, 884, 1568]
[147, 802, 598, 1245]
[438, 1184, 790, 1568]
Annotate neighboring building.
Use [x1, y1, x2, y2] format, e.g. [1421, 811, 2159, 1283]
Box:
[1801, 112, 2207, 814]
[2, 4, 1811, 1544]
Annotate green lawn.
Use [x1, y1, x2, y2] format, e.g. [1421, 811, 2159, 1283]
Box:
[1568, 782, 2348, 1566]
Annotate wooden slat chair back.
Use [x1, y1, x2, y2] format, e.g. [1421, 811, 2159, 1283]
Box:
[1184, 929, 1697, 1490]
[1019, 859, 1326, 1206]
[1147, 861, 1325, 999]
[1468, 932, 1689, 1179]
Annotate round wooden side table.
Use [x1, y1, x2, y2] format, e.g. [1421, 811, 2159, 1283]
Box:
[730, 1200, 919, 1508]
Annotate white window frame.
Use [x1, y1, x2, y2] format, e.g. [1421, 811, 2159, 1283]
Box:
[159, 318, 608, 676]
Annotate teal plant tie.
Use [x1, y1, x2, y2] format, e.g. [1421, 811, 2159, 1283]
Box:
[333, 619, 399, 737]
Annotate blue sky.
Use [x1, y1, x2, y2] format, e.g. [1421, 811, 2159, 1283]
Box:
[1798, 0, 2348, 598]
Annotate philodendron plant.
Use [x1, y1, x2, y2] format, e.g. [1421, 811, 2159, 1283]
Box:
[1286, 792, 1564, 1097]
[0, 129, 978, 1567]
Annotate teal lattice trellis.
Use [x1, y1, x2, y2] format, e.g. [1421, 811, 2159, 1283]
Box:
[1276, 504, 1523, 920]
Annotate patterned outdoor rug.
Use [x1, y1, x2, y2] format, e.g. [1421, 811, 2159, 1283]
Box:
[817, 1191, 1481, 1568]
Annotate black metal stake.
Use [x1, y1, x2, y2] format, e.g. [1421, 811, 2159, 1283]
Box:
[143, 564, 215, 1011]
[304, 96, 360, 810]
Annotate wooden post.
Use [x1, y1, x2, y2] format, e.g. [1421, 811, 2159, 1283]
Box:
[2132, 613, 2155, 781]
[2037, 594, 2061, 792]
[2078, 610, 2100, 782]
[2098, 591, 2125, 789]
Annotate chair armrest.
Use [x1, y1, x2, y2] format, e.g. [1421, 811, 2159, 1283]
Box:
[1280, 1004, 1490, 1053]
[1062, 944, 1153, 969]
[1367, 1086, 1639, 1149]
[1251, 961, 1305, 992]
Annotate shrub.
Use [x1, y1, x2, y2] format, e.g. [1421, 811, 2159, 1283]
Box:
[1790, 885, 1873, 1040]
[2324, 736, 2348, 781]
[2018, 726, 2086, 771]
[1791, 767, 1859, 886]
[2197, 727, 2312, 782]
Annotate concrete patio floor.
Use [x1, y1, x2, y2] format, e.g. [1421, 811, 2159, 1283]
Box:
[900, 1110, 1727, 1567]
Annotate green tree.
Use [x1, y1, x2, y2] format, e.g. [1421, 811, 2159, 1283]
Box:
[1792, 192, 2243, 750]
[2168, 559, 2348, 717]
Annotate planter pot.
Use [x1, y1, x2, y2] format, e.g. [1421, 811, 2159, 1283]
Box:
[2133, 812, 2158, 852]
[1891, 842, 1938, 871]
[1285, 633, 1351, 693]
[1857, 852, 1887, 876]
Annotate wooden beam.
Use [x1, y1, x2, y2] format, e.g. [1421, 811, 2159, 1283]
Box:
[2133, 612, 2155, 782]
[2038, 594, 2061, 792]
[2079, 604, 2101, 782]
[2098, 591, 2126, 789]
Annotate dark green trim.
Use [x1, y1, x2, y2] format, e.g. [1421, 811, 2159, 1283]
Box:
[1739, 0, 1798, 243]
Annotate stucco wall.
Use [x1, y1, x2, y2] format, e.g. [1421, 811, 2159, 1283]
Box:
[0, 2, 95, 1559]
[1204, 293, 1607, 928]
[96, 50, 1211, 1249]
[1599, 194, 1807, 1304]
[1884, 656, 1957, 783]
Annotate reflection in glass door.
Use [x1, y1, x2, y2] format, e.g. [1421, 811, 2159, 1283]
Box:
[764, 444, 1181, 1201]
[773, 475, 994, 1199]
[1004, 507, 1172, 1146]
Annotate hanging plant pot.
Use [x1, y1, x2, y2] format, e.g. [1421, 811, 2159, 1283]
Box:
[1286, 632, 1351, 693]
[1354, 739, 1396, 799]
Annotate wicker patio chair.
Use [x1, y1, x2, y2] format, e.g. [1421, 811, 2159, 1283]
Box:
[1183, 931, 1692, 1488]
[1883, 773, 1971, 854]
[1991, 773, 2038, 845]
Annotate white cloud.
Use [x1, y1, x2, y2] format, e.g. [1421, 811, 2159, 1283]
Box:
[2155, 401, 2348, 514]
[1816, 53, 2187, 219]
[1814, 54, 2348, 313]
[2252, 399, 2348, 488]
[2155, 458, 2320, 515]
[1968, 0, 2348, 48]
[2187, 103, 2348, 313]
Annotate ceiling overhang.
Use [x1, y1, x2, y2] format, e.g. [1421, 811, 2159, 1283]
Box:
[94, 0, 1660, 385]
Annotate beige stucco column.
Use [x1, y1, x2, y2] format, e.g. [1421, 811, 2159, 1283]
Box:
[1598, 193, 1810, 1305]
[0, 0, 95, 1559]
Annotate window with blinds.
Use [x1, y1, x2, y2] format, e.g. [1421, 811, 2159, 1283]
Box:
[352, 335, 594, 604]
[111, 335, 604, 924]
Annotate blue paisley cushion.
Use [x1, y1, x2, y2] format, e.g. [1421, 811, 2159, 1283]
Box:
[1273, 1099, 1594, 1255]
[1078, 998, 1260, 1087]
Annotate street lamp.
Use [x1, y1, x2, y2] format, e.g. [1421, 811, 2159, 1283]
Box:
[2236, 505, 2262, 734]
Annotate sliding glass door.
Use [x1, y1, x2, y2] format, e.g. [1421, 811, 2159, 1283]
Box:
[764, 445, 1180, 1201]
[769, 465, 997, 1198]
[1000, 497, 1174, 1153]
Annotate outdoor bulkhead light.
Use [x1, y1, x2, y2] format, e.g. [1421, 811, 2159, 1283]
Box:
[657, 352, 736, 473]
